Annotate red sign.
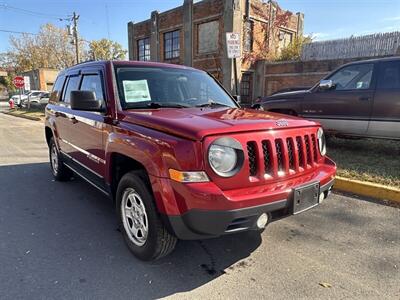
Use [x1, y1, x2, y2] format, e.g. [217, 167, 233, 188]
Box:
[13, 76, 24, 88]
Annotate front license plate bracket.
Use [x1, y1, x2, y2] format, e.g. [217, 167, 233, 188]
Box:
[293, 182, 320, 214]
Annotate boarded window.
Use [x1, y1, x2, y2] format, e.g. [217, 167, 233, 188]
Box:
[278, 30, 293, 50]
[198, 21, 219, 54]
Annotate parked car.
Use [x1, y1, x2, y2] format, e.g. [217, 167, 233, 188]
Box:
[22, 92, 50, 106]
[39, 92, 50, 104]
[254, 57, 400, 140]
[10, 90, 47, 107]
[45, 61, 336, 261]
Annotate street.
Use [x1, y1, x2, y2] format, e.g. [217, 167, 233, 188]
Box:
[0, 113, 399, 299]
[0, 101, 9, 112]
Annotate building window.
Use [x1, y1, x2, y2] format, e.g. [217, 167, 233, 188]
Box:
[240, 73, 252, 102]
[278, 30, 293, 50]
[137, 38, 150, 61]
[198, 20, 219, 54]
[164, 30, 180, 59]
[243, 21, 253, 52]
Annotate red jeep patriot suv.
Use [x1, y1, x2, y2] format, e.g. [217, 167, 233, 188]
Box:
[45, 61, 336, 261]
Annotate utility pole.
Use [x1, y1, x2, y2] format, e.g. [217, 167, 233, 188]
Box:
[72, 12, 80, 64]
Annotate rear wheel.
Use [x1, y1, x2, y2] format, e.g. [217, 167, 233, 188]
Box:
[49, 137, 72, 181]
[117, 171, 177, 261]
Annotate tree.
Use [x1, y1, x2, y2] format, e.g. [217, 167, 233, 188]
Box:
[88, 39, 127, 61]
[4, 23, 84, 72]
[277, 35, 313, 61]
[0, 24, 127, 91]
[242, 1, 293, 64]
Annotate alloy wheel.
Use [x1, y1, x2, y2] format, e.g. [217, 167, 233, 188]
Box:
[50, 144, 59, 175]
[121, 188, 149, 246]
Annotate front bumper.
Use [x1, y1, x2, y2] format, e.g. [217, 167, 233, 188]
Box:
[161, 177, 334, 240]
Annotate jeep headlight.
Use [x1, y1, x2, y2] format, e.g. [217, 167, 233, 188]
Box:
[317, 127, 327, 156]
[208, 138, 244, 177]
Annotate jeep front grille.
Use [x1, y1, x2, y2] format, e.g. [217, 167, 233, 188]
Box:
[247, 141, 257, 176]
[286, 138, 295, 170]
[246, 134, 319, 179]
[262, 140, 272, 175]
[275, 139, 284, 174]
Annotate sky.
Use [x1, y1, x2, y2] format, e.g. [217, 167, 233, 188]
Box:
[0, 0, 399, 54]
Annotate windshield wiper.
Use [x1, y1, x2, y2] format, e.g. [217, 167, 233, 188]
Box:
[195, 101, 229, 108]
[129, 102, 191, 109]
[148, 102, 191, 108]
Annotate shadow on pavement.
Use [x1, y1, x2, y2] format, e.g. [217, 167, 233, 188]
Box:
[0, 162, 261, 299]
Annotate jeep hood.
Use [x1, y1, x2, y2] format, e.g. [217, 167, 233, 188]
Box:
[122, 107, 317, 141]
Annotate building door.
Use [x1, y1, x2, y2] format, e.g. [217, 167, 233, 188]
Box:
[240, 73, 252, 105]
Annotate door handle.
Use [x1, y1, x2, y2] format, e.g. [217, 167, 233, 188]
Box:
[359, 96, 370, 101]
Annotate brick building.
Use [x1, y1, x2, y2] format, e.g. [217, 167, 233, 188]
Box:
[127, 0, 303, 104]
[21, 68, 59, 91]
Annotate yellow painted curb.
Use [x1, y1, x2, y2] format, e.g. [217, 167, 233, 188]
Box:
[333, 176, 400, 204]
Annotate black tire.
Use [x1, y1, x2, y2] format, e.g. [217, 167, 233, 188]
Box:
[49, 137, 72, 181]
[116, 171, 177, 261]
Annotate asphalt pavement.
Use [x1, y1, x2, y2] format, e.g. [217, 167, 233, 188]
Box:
[0, 113, 399, 299]
[0, 101, 9, 112]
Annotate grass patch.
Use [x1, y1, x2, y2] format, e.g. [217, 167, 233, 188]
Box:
[327, 137, 400, 189]
[6, 108, 45, 119]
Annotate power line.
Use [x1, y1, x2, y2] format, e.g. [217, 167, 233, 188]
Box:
[0, 29, 39, 35]
[0, 3, 71, 21]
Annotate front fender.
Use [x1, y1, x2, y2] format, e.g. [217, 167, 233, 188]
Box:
[104, 123, 204, 181]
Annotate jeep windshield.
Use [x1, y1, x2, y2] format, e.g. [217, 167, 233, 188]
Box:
[115, 67, 238, 109]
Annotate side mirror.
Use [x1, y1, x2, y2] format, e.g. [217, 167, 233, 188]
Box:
[70, 90, 103, 111]
[251, 104, 264, 111]
[233, 95, 241, 104]
[319, 80, 335, 91]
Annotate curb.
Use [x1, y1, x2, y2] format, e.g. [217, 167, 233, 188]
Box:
[334, 176, 400, 204]
[2, 111, 42, 121]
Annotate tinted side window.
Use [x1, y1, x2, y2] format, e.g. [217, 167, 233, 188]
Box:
[377, 61, 400, 89]
[80, 74, 104, 101]
[62, 76, 81, 103]
[329, 64, 374, 91]
[50, 75, 66, 102]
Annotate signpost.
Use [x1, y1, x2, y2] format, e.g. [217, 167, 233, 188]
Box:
[13, 76, 24, 89]
[24, 76, 31, 109]
[226, 32, 241, 97]
[13, 76, 24, 108]
[24, 76, 30, 91]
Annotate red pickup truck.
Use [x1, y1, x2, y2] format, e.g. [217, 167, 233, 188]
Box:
[45, 61, 336, 261]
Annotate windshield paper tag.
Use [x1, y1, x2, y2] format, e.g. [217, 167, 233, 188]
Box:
[123, 80, 151, 103]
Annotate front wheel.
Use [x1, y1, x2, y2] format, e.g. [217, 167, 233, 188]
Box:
[117, 171, 177, 261]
